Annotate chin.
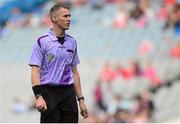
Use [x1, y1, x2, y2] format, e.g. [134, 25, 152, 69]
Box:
[65, 27, 70, 30]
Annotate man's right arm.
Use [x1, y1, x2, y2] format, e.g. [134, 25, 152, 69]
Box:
[31, 66, 47, 111]
[31, 66, 41, 86]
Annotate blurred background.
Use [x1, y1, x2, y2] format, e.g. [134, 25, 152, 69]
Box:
[0, 0, 180, 123]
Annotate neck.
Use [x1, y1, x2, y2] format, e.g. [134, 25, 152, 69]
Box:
[52, 26, 65, 37]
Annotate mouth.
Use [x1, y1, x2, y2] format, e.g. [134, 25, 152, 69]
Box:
[67, 21, 70, 24]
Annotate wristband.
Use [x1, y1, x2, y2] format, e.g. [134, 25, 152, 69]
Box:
[32, 85, 42, 99]
[77, 96, 84, 101]
[35, 94, 42, 99]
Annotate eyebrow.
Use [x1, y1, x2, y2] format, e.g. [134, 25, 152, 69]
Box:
[63, 14, 71, 17]
[55, 13, 71, 17]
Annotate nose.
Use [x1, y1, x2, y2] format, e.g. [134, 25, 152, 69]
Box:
[67, 16, 71, 21]
[67, 18, 71, 24]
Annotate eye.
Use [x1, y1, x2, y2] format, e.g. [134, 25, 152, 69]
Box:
[64, 14, 71, 18]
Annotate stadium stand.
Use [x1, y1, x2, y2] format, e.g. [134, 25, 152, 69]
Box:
[0, 0, 180, 123]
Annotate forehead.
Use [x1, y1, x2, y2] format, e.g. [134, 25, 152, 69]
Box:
[56, 7, 70, 15]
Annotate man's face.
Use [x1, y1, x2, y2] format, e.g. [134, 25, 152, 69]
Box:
[54, 8, 71, 30]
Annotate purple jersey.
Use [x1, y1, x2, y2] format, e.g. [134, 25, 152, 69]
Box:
[29, 30, 80, 85]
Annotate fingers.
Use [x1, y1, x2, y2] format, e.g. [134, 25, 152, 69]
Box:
[80, 109, 88, 119]
[36, 102, 47, 112]
[37, 106, 47, 112]
[40, 107, 47, 112]
[44, 102, 47, 110]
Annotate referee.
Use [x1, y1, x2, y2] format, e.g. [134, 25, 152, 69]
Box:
[28, 3, 88, 123]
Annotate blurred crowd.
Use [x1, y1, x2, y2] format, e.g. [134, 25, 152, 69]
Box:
[90, 87, 155, 123]
[1, 0, 180, 37]
[88, 59, 180, 123]
[90, 61, 157, 123]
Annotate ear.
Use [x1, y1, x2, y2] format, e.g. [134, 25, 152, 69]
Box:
[52, 16, 57, 22]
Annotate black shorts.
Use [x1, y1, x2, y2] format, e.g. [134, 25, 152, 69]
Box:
[40, 84, 78, 123]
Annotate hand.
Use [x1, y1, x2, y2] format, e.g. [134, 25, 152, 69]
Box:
[79, 100, 88, 119]
[36, 96, 47, 112]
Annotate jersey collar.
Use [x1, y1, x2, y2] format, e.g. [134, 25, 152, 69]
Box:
[48, 29, 68, 42]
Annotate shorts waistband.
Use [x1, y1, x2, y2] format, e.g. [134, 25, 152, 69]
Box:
[41, 83, 73, 88]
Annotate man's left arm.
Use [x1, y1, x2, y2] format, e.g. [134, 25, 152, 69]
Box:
[72, 66, 88, 119]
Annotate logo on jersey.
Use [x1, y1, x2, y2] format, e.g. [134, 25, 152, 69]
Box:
[48, 54, 55, 62]
[66, 49, 74, 64]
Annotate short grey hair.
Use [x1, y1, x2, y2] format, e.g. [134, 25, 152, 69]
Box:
[49, 3, 71, 19]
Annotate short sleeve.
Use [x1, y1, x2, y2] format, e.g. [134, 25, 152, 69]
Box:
[28, 41, 44, 67]
[72, 48, 80, 67]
